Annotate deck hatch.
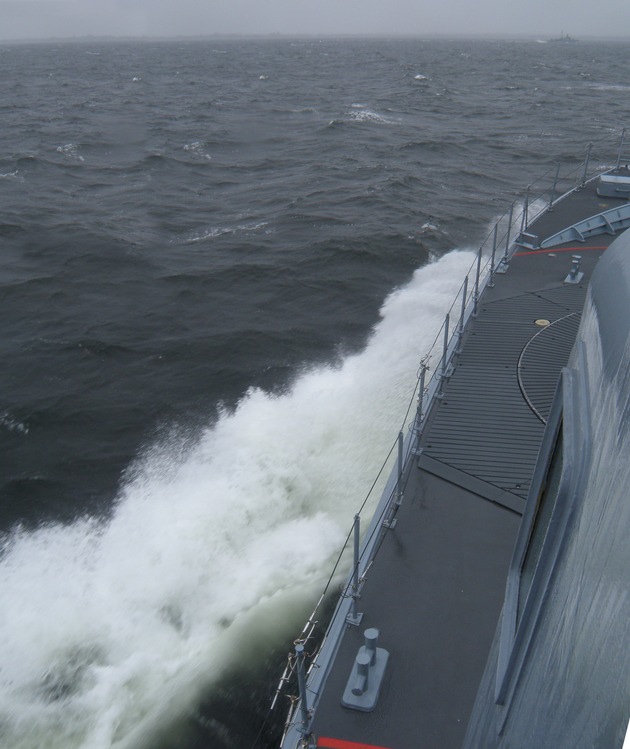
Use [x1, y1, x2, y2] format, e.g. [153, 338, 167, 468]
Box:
[518, 314, 581, 423]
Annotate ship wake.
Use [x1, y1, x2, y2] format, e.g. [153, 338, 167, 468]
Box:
[0, 250, 474, 749]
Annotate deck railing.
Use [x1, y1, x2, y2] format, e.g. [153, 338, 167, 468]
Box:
[273, 128, 627, 748]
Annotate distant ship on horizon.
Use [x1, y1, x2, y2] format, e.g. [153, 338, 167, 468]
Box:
[549, 31, 578, 42]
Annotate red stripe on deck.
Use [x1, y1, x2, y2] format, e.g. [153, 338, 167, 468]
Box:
[317, 738, 393, 749]
[514, 245, 606, 257]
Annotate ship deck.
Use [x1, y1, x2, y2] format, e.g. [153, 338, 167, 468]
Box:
[285, 173, 629, 749]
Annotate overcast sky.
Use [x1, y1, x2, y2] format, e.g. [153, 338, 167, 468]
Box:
[0, 0, 628, 41]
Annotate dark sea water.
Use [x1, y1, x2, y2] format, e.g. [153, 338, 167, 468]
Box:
[1, 36, 629, 749]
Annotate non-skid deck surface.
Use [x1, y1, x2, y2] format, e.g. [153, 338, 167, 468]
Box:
[420, 263, 589, 499]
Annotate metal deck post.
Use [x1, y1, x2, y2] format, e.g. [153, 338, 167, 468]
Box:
[437, 313, 450, 398]
[295, 645, 310, 736]
[498, 202, 514, 272]
[456, 275, 468, 351]
[581, 142, 592, 187]
[417, 363, 427, 425]
[413, 363, 428, 455]
[520, 187, 530, 235]
[473, 247, 482, 316]
[489, 224, 498, 287]
[617, 127, 627, 168]
[347, 514, 363, 625]
[548, 162, 561, 211]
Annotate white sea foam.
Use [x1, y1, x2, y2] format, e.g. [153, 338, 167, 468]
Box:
[182, 142, 212, 161]
[0, 250, 474, 749]
[420, 222, 439, 232]
[0, 412, 29, 435]
[184, 220, 270, 243]
[347, 108, 398, 125]
[590, 83, 630, 92]
[56, 144, 85, 163]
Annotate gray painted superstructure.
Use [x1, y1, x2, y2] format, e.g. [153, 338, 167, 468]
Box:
[464, 227, 630, 749]
[278, 138, 630, 749]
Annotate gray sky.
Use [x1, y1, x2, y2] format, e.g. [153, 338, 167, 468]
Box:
[0, 0, 628, 41]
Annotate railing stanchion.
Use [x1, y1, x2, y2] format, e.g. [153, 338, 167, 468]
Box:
[581, 142, 592, 187]
[489, 225, 498, 287]
[417, 363, 426, 423]
[413, 362, 428, 455]
[295, 644, 310, 736]
[520, 186, 530, 234]
[502, 202, 514, 267]
[456, 275, 468, 351]
[347, 514, 363, 625]
[617, 128, 626, 168]
[473, 247, 482, 316]
[437, 313, 450, 398]
[548, 161, 561, 211]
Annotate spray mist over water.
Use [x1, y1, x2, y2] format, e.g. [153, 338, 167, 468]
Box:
[0, 250, 474, 749]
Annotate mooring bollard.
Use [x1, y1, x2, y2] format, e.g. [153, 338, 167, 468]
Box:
[342, 627, 389, 712]
[351, 652, 371, 696]
[565, 254, 584, 284]
[363, 627, 379, 665]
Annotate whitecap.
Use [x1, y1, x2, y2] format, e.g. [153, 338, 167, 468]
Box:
[414, 74, 429, 81]
[348, 109, 398, 125]
[56, 144, 84, 163]
[590, 83, 630, 92]
[182, 142, 212, 161]
[184, 220, 269, 244]
[0, 412, 29, 435]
